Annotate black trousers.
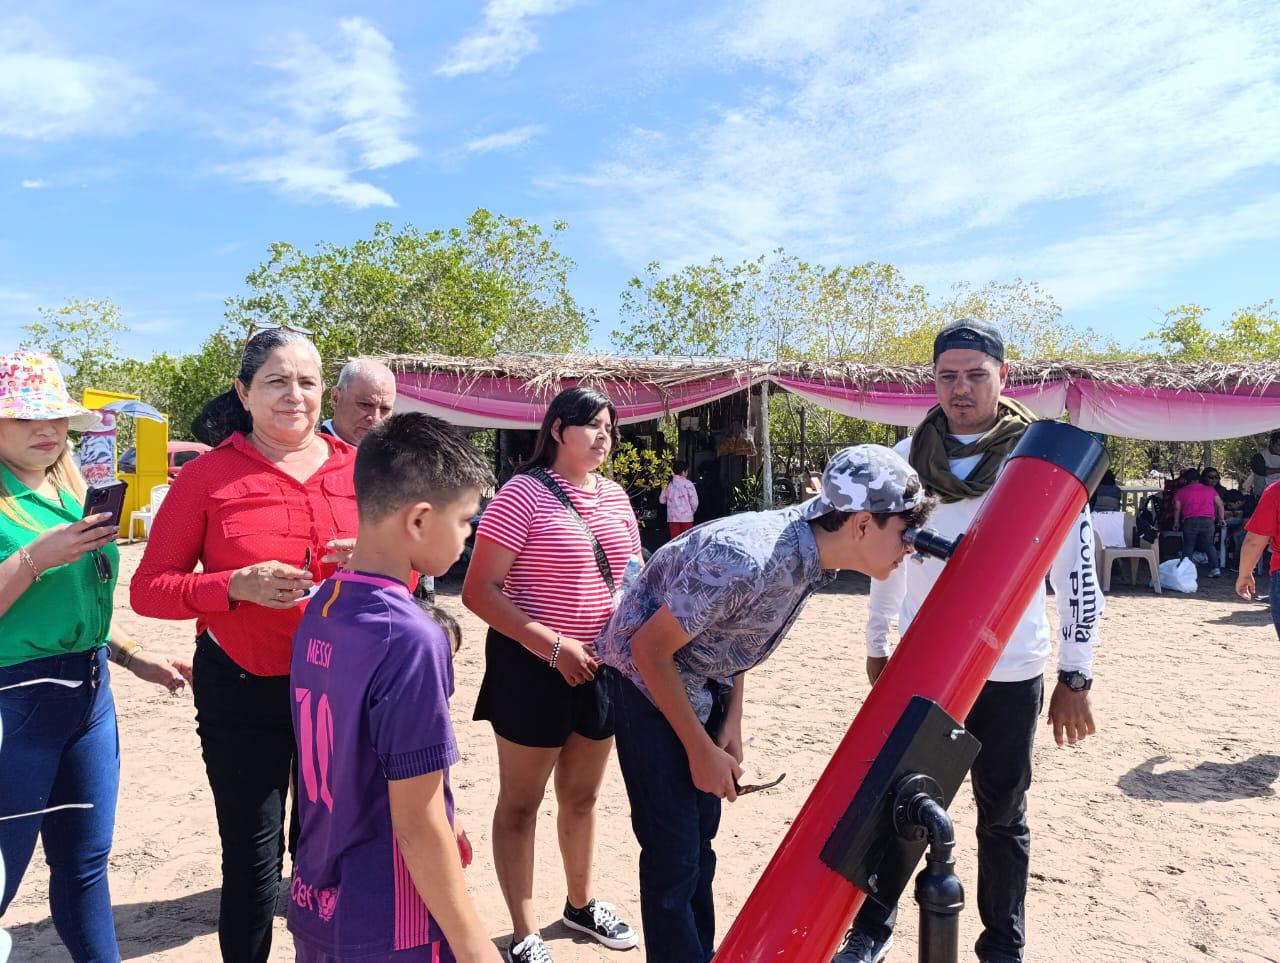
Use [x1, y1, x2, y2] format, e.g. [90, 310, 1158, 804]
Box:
[853, 676, 1043, 963]
[193, 633, 297, 963]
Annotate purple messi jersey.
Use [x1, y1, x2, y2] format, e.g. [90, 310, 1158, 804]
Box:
[288, 569, 459, 960]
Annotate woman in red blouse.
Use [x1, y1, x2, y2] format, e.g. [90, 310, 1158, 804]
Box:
[131, 329, 358, 963]
[463, 387, 642, 962]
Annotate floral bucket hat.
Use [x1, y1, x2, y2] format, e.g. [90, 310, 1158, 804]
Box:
[0, 351, 103, 431]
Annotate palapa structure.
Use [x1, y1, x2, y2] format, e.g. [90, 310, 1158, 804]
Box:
[372, 352, 1280, 515]
[376, 352, 1280, 433]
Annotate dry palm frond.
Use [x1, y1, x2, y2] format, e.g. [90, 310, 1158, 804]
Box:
[368, 353, 1280, 398]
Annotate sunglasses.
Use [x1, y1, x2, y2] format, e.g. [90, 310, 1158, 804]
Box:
[734, 771, 787, 797]
[246, 321, 315, 340]
[92, 549, 112, 583]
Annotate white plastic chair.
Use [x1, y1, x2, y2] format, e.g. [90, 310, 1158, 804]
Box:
[127, 484, 170, 543]
[1094, 512, 1161, 594]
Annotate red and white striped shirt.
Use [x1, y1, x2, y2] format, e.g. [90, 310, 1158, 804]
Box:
[475, 470, 641, 642]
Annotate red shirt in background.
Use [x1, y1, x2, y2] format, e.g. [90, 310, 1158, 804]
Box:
[130, 431, 359, 676]
[1245, 482, 1280, 575]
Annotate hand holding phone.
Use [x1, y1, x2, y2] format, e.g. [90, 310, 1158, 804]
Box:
[82, 481, 128, 532]
[26, 516, 120, 573]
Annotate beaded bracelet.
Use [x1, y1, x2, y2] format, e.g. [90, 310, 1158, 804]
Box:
[17, 546, 41, 582]
[548, 634, 563, 669]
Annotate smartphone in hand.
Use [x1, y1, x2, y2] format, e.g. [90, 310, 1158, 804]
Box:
[82, 480, 129, 531]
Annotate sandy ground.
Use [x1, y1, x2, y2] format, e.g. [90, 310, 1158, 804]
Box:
[5, 543, 1279, 963]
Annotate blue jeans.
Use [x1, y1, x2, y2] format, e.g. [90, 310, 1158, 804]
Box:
[1270, 572, 1280, 640]
[611, 670, 722, 963]
[854, 677, 1043, 963]
[0, 647, 120, 962]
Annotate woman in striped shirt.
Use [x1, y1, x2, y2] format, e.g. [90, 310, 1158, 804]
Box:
[462, 386, 641, 963]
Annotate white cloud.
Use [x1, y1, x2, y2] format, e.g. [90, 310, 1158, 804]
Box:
[907, 193, 1280, 309]
[564, 0, 1280, 306]
[466, 123, 546, 154]
[20, 179, 47, 189]
[438, 0, 583, 77]
[223, 18, 417, 209]
[0, 21, 151, 141]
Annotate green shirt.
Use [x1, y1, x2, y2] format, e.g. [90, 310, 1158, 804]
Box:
[0, 465, 118, 667]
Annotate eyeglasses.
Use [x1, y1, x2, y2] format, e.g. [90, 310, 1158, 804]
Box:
[734, 771, 787, 796]
[92, 549, 112, 583]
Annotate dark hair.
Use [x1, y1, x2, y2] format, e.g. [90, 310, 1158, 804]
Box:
[1178, 468, 1201, 484]
[673, 459, 689, 475]
[815, 479, 936, 532]
[1271, 431, 1280, 446]
[355, 413, 493, 522]
[1202, 466, 1220, 479]
[1100, 469, 1117, 486]
[426, 605, 462, 654]
[520, 386, 619, 471]
[191, 329, 319, 446]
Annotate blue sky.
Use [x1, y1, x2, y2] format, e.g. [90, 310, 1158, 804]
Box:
[1, 0, 1278, 360]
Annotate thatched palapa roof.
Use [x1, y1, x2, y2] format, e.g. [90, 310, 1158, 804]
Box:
[375, 353, 1280, 398]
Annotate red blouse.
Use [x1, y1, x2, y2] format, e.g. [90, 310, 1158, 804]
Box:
[130, 431, 359, 676]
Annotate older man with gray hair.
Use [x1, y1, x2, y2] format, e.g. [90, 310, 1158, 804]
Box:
[319, 358, 397, 446]
[319, 358, 440, 604]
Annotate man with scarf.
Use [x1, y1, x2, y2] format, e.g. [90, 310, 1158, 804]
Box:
[834, 319, 1102, 963]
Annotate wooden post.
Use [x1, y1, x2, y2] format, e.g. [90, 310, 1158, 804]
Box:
[761, 381, 774, 509]
[799, 404, 807, 476]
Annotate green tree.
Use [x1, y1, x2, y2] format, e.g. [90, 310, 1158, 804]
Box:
[1135, 300, 1280, 482]
[20, 299, 128, 398]
[225, 210, 591, 363]
[615, 251, 1119, 480]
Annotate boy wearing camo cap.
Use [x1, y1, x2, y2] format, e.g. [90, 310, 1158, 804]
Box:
[595, 444, 935, 962]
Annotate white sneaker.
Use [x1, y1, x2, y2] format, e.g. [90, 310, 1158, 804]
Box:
[509, 933, 553, 963]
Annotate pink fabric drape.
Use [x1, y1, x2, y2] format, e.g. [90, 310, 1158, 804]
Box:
[393, 369, 1280, 440]
[394, 372, 759, 429]
[1066, 381, 1280, 441]
[774, 377, 1069, 427]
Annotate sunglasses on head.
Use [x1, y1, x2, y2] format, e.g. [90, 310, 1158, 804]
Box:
[246, 322, 315, 341]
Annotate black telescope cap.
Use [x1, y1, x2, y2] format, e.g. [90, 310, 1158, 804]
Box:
[1007, 421, 1109, 495]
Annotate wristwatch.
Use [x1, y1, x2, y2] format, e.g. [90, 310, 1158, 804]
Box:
[1057, 670, 1092, 692]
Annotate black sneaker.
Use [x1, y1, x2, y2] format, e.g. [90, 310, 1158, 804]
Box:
[562, 898, 638, 950]
[508, 933, 553, 963]
[833, 928, 893, 963]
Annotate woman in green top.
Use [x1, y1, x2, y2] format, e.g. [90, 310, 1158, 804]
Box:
[0, 351, 185, 962]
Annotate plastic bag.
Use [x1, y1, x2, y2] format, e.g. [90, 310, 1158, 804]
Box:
[1157, 557, 1198, 593]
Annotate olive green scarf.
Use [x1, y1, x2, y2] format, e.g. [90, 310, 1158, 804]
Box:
[908, 397, 1037, 503]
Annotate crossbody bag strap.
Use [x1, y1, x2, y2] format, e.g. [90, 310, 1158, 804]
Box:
[527, 467, 616, 594]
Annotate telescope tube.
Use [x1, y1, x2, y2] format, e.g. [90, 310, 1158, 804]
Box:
[714, 421, 1105, 962]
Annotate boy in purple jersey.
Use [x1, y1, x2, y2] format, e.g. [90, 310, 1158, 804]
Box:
[289, 414, 500, 963]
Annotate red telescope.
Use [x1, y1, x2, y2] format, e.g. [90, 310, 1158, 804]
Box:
[714, 420, 1107, 962]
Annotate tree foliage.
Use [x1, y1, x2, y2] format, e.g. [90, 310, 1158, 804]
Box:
[226, 210, 591, 363]
[20, 299, 128, 399]
[615, 250, 1112, 364]
[616, 251, 1121, 475]
[1125, 300, 1280, 482]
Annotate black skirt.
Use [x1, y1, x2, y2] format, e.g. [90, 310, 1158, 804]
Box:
[473, 628, 614, 748]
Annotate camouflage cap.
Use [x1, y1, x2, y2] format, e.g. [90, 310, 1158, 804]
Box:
[798, 444, 922, 519]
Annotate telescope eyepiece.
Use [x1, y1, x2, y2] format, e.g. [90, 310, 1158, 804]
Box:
[903, 528, 962, 562]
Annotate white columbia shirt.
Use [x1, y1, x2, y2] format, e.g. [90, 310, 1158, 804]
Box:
[867, 435, 1102, 681]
